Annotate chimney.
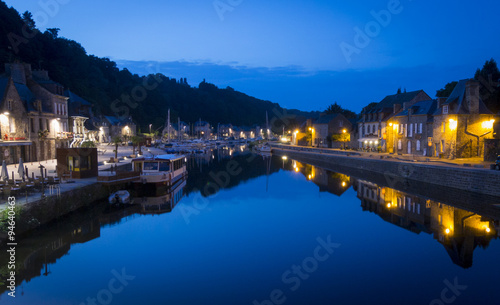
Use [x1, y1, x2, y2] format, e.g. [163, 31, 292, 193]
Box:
[393, 104, 402, 114]
[5, 63, 32, 85]
[466, 80, 480, 114]
[437, 97, 447, 109]
[32, 69, 49, 80]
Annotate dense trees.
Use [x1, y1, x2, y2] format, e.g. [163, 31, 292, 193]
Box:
[0, 1, 298, 131]
[324, 102, 357, 119]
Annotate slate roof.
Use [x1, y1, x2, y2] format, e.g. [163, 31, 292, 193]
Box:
[365, 90, 426, 114]
[395, 100, 437, 117]
[314, 114, 340, 124]
[433, 79, 493, 115]
[65, 90, 91, 106]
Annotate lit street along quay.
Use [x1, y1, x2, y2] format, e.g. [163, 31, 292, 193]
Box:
[0, 150, 499, 305]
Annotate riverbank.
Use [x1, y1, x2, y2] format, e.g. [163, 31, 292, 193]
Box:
[0, 145, 167, 246]
[271, 144, 500, 198]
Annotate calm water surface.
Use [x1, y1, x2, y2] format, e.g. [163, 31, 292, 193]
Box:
[1, 148, 499, 305]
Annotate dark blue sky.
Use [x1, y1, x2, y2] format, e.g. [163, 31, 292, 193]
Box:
[5, 0, 500, 112]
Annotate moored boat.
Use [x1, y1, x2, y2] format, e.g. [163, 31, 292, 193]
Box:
[109, 190, 131, 205]
[132, 154, 188, 196]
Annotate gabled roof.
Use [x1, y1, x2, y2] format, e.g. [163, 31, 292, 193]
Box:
[104, 115, 122, 125]
[396, 100, 437, 117]
[314, 114, 340, 124]
[433, 79, 493, 115]
[366, 90, 426, 113]
[65, 90, 91, 106]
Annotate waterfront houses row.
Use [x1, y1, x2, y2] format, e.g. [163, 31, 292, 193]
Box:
[298, 78, 499, 160]
[0, 62, 137, 164]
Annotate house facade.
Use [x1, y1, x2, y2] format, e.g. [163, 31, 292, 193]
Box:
[194, 120, 211, 140]
[311, 114, 352, 148]
[0, 63, 71, 163]
[431, 79, 497, 159]
[387, 99, 438, 156]
[358, 90, 431, 150]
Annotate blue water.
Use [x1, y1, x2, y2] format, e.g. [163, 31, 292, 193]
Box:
[1, 152, 499, 305]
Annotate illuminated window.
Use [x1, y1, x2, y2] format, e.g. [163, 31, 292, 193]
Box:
[440, 140, 445, 153]
[398, 139, 402, 150]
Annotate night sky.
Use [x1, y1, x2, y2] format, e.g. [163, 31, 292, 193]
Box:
[4, 0, 500, 112]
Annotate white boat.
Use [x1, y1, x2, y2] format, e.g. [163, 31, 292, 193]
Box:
[109, 190, 131, 204]
[132, 154, 188, 196]
[257, 143, 272, 153]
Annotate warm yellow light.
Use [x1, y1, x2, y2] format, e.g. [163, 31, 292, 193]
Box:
[486, 227, 491, 233]
[342, 129, 346, 133]
[308, 174, 312, 180]
[295, 167, 299, 172]
[445, 228, 451, 234]
[389, 123, 393, 127]
[282, 156, 288, 160]
[308, 127, 312, 131]
[375, 141, 379, 145]
[0, 114, 8, 125]
[294, 130, 299, 134]
[448, 119, 457, 130]
[387, 203, 391, 208]
[342, 182, 346, 187]
[3, 112, 9, 116]
[482, 119, 495, 129]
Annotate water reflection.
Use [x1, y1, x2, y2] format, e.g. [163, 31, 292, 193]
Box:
[291, 160, 500, 269]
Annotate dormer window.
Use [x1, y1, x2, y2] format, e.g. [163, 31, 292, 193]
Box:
[443, 105, 449, 114]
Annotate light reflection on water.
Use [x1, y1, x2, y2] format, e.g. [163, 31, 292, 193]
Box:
[1, 149, 499, 305]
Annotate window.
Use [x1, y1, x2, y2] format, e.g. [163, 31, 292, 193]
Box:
[398, 139, 402, 150]
[143, 162, 159, 171]
[39, 118, 43, 131]
[416, 140, 421, 151]
[419, 123, 423, 134]
[7, 100, 12, 110]
[409, 124, 413, 137]
[404, 124, 408, 137]
[46, 119, 50, 132]
[9, 117, 15, 133]
[31, 118, 35, 132]
[443, 105, 448, 114]
[399, 124, 403, 134]
[440, 140, 445, 153]
[339, 120, 343, 127]
[441, 122, 446, 133]
[417, 204, 421, 215]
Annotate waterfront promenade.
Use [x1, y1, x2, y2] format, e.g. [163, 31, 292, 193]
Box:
[271, 144, 500, 198]
[0, 144, 166, 211]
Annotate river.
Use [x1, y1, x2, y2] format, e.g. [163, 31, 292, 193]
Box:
[1, 147, 499, 305]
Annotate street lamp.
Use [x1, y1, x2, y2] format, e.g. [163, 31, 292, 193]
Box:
[342, 129, 347, 149]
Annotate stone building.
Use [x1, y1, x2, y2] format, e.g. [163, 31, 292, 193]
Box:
[431, 79, 497, 159]
[0, 63, 70, 163]
[311, 113, 352, 148]
[358, 90, 431, 150]
[194, 120, 211, 140]
[387, 99, 438, 156]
